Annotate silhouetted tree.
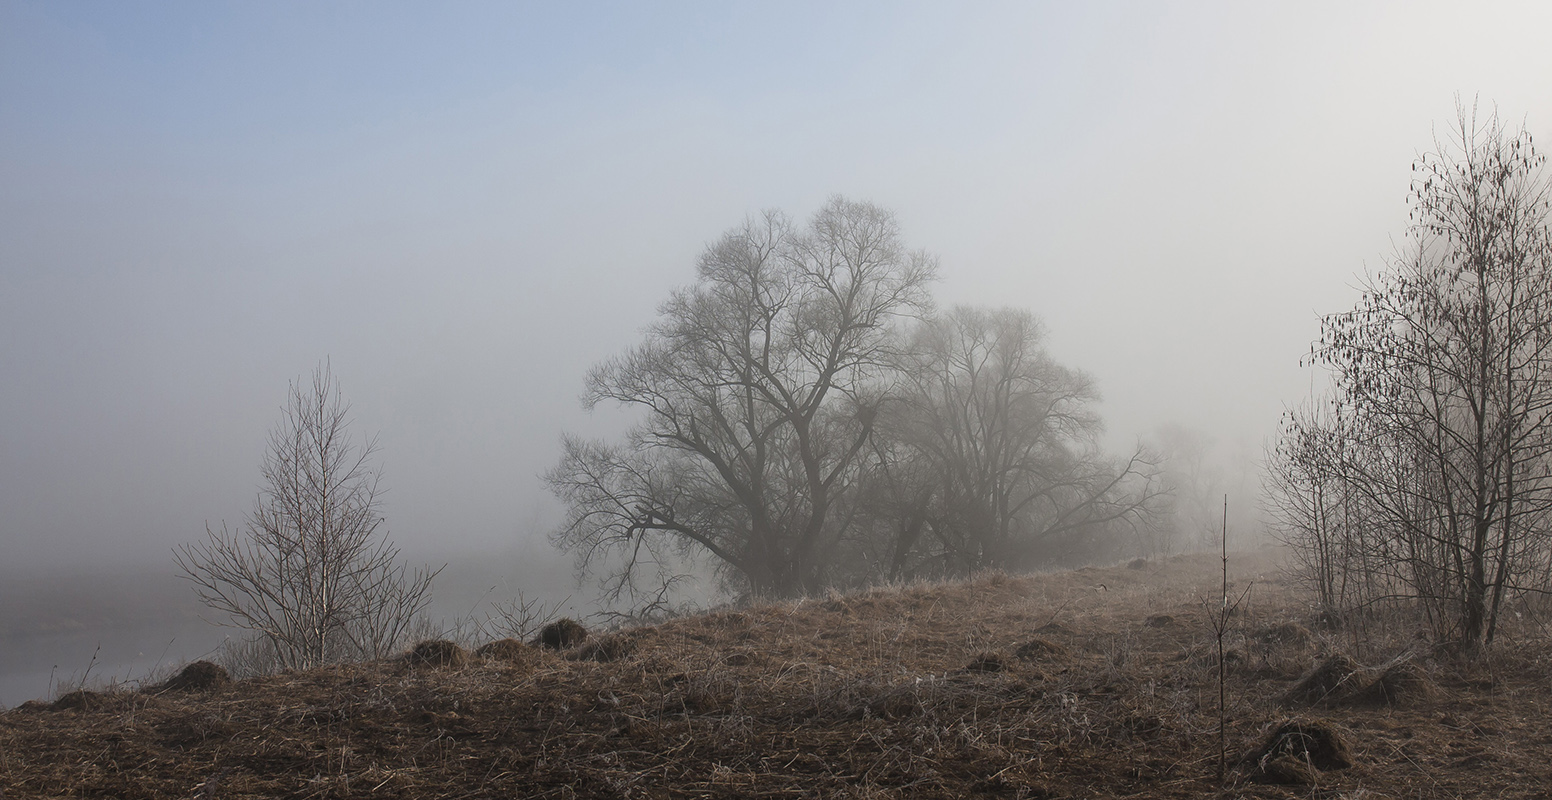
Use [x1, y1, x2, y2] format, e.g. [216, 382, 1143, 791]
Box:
[548, 198, 935, 600]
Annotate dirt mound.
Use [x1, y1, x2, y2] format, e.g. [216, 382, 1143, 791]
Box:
[535, 618, 588, 650]
[1249, 719, 1353, 782]
[475, 638, 532, 663]
[405, 640, 468, 669]
[50, 690, 107, 712]
[1258, 755, 1321, 785]
[155, 661, 230, 693]
[568, 632, 636, 663]
[1342, 659, 1434, 707]
[1014, 637, 1069, 660]
[1282, 653, 1361, 705]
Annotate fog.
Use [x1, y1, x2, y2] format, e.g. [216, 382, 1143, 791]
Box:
[4, 2, 1552, 704]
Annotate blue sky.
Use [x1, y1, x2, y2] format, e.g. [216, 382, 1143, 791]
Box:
[4, 1, 1552, 570]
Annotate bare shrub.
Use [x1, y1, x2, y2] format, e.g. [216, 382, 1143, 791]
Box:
[480, 591, 568, 643]
[176, 364, 441, 671]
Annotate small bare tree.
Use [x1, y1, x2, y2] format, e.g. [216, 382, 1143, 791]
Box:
[176, 363, 440, 670]
[1271, 102, 1552, 651]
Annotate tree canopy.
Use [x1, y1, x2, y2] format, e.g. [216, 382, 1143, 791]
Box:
[550, 197, 1160, 604]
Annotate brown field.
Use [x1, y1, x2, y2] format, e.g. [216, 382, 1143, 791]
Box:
[3, 549, 1551, 798]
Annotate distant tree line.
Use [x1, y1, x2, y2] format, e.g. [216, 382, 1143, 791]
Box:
[547, 197, 1164, 604]
[1266, 105, 1552, 652]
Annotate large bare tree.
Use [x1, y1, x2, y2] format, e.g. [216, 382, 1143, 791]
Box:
[548, 198, 935, 600]
[176, 364, 439, 670]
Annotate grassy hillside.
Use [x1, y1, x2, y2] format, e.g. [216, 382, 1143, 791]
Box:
[3, 550, 1550, 798]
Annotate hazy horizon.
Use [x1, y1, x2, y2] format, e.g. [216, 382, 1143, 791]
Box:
[5, 3, 1552, 576]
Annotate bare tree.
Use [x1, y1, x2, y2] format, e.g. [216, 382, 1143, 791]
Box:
[881, 306, 1163, 576]
[1264, 403, 1395, 616]
[1273, 103, 1552, 650]
[176, 363, 440, 670]
[548, 197, 935, 600]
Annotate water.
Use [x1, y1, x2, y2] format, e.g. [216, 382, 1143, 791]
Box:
[0, 550, 591, 708]
[0, 565, 224, 707]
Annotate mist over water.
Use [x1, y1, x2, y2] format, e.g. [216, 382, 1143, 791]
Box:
[0, 542, 587, 707]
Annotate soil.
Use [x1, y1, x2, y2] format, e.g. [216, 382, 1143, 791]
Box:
[3, 548, 1551, 798]
[536, 617, 589, 650]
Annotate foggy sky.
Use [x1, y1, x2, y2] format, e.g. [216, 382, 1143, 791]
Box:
[4, 1, 1552, 573]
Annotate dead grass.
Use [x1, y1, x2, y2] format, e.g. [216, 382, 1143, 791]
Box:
[3, 548, 1552, 798]
[404, 639, 468, 669]
[472, 637, 532, 664]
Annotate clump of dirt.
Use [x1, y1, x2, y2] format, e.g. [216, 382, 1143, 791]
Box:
[1257, 622, 1313, 648]
[50, 690, 107, 712]
[1342, 659, 1434, 707]
[1249, 718, 1353, 780]
[405, 640, 468, 669]
[1014, 637, 1069, 660]
[536, 618, 588, 650]
[1282, 653, 1361, 705]
[475, 638, 532, 663]
[569, 632, 636, 663]
[155, 661, 230, 693]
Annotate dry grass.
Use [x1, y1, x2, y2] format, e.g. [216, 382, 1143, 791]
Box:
[4, 548, 1552, 798]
